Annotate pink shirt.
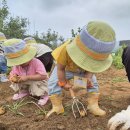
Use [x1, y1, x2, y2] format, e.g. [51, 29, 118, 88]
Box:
[10, 58, 47, 76]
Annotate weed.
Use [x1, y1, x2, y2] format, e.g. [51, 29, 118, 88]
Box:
[5, 98, 26, 116]
[35, 108, 48, 116]
[112, 77, 127, 83]
[5, 98, 45, 116]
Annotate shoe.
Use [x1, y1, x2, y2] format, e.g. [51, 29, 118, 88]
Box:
[38, 95, 49, 106]
[0, 74, 8, 82]
[12, 91, 29, 100]
[46, 94, 64, 118]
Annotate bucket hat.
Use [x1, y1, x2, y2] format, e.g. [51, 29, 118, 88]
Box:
[3, 38, 36, 66]
[67, 21, 116, 73]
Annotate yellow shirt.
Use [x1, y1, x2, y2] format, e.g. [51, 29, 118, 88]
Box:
[52, 40, 85, 73]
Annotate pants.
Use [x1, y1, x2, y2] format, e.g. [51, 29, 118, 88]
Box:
[37, 52, 54, 72]
[10, 80, 48, 97]
[0, 55, 7, 74]
[48, 66, 99, 95]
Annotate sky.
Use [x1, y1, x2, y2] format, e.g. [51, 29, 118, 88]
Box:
[5, 0, 130, 41]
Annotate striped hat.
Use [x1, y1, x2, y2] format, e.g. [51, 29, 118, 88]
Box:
[24, 37, 37, 44]
[67, 21, 116, 73]
[3, 38, 36, 66]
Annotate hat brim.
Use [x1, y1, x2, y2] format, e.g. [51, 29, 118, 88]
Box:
[66, 39, 113, 73]
[0, 38, 7, 42]
[7, 46, 36, 66]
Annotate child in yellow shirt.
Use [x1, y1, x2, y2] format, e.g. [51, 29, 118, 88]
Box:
[46, 21, 116, 118]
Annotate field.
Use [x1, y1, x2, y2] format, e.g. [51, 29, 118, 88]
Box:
[0, 66, 130, 130]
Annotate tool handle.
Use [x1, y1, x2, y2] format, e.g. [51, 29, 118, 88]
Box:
[69, 88, 76, 98]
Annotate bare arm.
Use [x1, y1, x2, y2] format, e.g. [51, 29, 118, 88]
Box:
[57, 64, 66, 82]
[57, 64, 72, 89]
[27, 74, 48, 81]
[18, 74, 48, 82]
[85, 71, 94, 88]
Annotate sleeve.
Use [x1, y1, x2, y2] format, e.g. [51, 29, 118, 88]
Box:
[56, 47, 67, 65]
[52, 40, 71, 66]
[9, 66, 18, 77]
[35, 59, 47, 75]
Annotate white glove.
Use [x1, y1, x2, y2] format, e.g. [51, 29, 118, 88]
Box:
[108, 105, 130, 130]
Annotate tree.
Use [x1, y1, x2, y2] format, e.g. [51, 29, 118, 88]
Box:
[0, 0, 28, 38]
[4, 16, 28, 38]
[40, 29, 64, 49]
[0, 0, 9, 32]
[71, 27, 81, 37]
[0, 0, 64, 49]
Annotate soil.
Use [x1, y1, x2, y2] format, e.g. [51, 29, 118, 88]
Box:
[0, 65, 130, 130]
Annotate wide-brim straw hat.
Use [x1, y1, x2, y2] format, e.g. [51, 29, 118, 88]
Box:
[67, 21, 116, 73]
[3, 39, 36, 66]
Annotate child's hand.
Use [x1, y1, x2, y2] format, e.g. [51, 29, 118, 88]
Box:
[9, 75, 20, 83]
[18, 76, 29, 82]
[87, 78, 93, 88]
[63, 83, 72, 90]
[85, 71, 93, 88]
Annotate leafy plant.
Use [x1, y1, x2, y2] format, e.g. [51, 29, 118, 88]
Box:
[35, 109, 48, 116]
[112, 45, 125, 69]
[5, 98, 45, 116]
[5, 99, 26, 116]
[112, 77, 127, 83]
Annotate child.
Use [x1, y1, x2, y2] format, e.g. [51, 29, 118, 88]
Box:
[0, 32, 8, 82]
[24, 37, 54, 72]
[46, 21, 116, 118]
[3, 38, 49, 105]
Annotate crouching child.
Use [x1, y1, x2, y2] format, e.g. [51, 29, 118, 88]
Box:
[3, 39, 49, 105]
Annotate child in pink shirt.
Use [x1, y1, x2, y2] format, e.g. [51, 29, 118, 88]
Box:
[3, 39, 49, 105]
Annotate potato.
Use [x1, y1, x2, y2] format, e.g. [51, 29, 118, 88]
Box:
[11, 75, 20, 83]
[0, 106, 6, 115]
[79, 110, 86, 117]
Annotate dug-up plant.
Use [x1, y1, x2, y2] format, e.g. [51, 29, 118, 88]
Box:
[112, 46, 125, 69]
[5, 98, 45, 116]
[5, 99, 26, 116]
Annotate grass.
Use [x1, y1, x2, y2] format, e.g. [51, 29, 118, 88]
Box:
[35, 108, 48, 116]
[112, 77, 127, 83]
[5, 98, 47, 116]
[5, 98, 26, 116]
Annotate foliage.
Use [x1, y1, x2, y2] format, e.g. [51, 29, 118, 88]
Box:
[35, 109, 48, 116]
[0, 0, 9, 32]
[5, 98, 46, 116]
[112, 46, 125, 69]
[5, 99, 26, 116]
[112, 77, 127, 83]
[0, 0, 28, 38]
[4, 16, 28, 38]
[0, 0, 65, 48]
[33, 29, 65, 49]
[71, 27, 81, 37]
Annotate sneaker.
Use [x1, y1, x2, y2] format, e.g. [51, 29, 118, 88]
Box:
[0, 74, 8, 82]
[38, 95, 49, 106]
[12, 91, 29, 100]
